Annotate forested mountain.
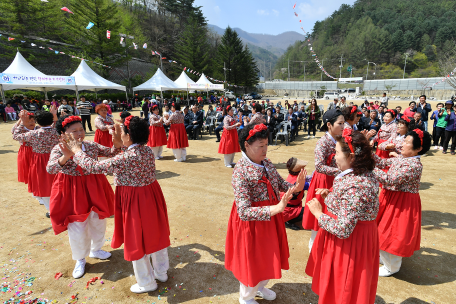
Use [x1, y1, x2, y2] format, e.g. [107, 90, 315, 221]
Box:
[0, 0, 258, 90]
[275, 0, 456, 81]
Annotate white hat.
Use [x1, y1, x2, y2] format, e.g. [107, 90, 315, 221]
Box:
[103, 100, 108, 104]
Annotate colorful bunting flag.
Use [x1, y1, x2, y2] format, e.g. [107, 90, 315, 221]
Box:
[86, 22, 94, 30]
[61, 7, 74, 14]
[107, 30, 111, 39]
[120, 37, 124, 44]
[143, 43, 147, 49]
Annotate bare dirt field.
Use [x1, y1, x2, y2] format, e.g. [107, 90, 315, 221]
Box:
[1, 99, 455, 304]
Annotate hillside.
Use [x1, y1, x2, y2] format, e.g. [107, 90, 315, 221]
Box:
[274, 0, 456, 80]
[208, 24, 304, 56]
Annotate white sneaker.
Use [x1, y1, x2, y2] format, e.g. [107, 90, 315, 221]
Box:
[154, 270, 168, 282]
[306, 135, 310, 139]
[158, 156, 164, 159]
[439, 146, 443, 150]
[89, 250, 111, 260]
[72, 259, 86, 279]
[257, 287, 276, 300]
[174, 158, 183, 162]
[155, 157, 160, 160]
[434, 146, 438, 150]
[378, 265, 398, 277]
[226, 165, 233, 168]
[312, 135, 315, 138]
[239, 298, 259, 304]
[130, 282, 158, 294]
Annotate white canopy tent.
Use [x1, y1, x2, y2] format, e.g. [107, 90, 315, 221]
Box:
[196, 73, 213, 86]
[173, 71, 195, 100]
[0, 51, 77, 101]
[133, 68, 179, 99]
[70, 60, 127, 100]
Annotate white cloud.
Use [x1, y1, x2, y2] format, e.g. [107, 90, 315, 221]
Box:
[214, 5, 221, 14]
[257, 9, 269, 16]
[272, 9, 280, 16]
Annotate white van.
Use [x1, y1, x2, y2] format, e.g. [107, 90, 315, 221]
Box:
[323, 92, 340, 100]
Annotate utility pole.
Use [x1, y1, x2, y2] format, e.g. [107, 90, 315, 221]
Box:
[269, 62, 271, 81]
[120, 33, 134, 96]
[339, 55, 344, 79]
[321, 58, 327, 81]
[293, 61, 309, 81]
[366, 61, 377, 80]
[288, 58, 290, 81]
[223, 62, 231, 85]
[403, 53, 408, 79]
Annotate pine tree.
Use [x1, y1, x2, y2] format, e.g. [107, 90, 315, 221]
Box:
[239, 45, 259, 90]
[216, 27, 245, 84]
[174, 15, 210, 80]
[63, 0, 126, 77]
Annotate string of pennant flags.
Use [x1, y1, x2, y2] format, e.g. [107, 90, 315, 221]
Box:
[292, 3, 338, 80]
[423, 67, 456, 88]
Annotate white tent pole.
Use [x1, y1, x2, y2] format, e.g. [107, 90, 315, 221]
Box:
[0, 85, 6, 103]
[44, 88, 48, 100]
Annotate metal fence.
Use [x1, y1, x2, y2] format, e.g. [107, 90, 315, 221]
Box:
[363, 78, 454, 91]
[264, 81, 338, 91]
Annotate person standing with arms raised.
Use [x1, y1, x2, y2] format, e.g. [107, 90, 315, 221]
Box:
[77, 96, 93, 132]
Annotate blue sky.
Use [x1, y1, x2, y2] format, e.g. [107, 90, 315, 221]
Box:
[194, 0, 357, 35]
[195, 0, 355, 35]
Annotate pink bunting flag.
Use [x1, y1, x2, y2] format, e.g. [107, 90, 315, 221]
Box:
[61, 7, 74, 14]
[8, 37, 15, 41]
[151, 51, 155, 55]
[184, 67, 187, 71]
[106, 30, 111, 39]
[293, 2, 296, 9]
[120, 37, 124, 44]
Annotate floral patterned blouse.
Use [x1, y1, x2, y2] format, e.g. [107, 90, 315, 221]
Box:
[149, 113, 164, 127]
[11, 124, 37, 147]
[232, 153, 293, 221]
[344, 122, 353, 130]
[73, 144, 156, 187]
[94, 115, 114, 131]
[374, 155, 422, 193]
[47, 141, 121, 176]
[245, 112, 265, 126]
[373, 121, 397, 142]
[13, 125, 59, 154]
[318, 170, 379, 239]
[314, 132, 340, 176]
[378, 134, 405, 154]
[223, 115, 237, 130]
[164, 111, 184, 125]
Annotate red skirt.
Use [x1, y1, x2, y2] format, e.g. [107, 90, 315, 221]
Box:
[94, 129, 113, 148]
[305, 215, 379, 304]
[167, 124, 189, 149]
[147, 126, 167, 147]
[376, 139, 391, 159]
[218, 128, 240, 154]
[302, 171, 335, 230]
[225, 200, 290, 287]
[27, 152, 55, 197]
[49, 173, 115, 235]
[112, 181, 171, 261]
[17, 144, 32, 184]
[377, 188, 421, 257]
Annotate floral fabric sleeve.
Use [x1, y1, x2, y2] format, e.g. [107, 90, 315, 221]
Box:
[223, 116, 237, 130]
[373, 153, 396, 169]
[46, 145, 64, 174]
[318, 185, 360, 239]
[12, 125, 33, 143]
[373, 160, 421, 189]
[94, 116, 113, 131]
[93, 141, 121, 158]
[73, 150, 125, 176]
[378, 136, 393, 150]
[314, 137, 340, 176]
[149, 114, 163, 127]
[232, 170, 271, 222]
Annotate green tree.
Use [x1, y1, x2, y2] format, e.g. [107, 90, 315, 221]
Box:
[420, 34, 432, 50]
[63, 0, 126, 78]
[216, 26, 246, 85]
[174, 16, 210, 80]
[391, 30, 404, 53]
[238, 45, 259, 89]
[403, 30, 416, 50]
[412, 52, 428, 68]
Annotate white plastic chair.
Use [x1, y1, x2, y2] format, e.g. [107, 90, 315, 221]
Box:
[275, 121, 291, 146]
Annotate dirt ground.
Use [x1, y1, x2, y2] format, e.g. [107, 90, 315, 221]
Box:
[1, 99, 455, 304]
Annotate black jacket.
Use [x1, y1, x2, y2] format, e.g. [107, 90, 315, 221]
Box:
[184, 113, 191, 127]
[264, 115, 276, 131]
[416, 103, 432, 121]
[189, 111, 203, 127]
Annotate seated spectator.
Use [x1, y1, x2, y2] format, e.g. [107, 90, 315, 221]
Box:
[5, 102, 17, 121]
[58, 99, 74, 116]
[367, 110, 381, 132]
[414, 112, 425, 131]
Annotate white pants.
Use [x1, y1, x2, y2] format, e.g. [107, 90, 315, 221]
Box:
[240, 280, 269, 301]
[67, 211, 107, 260]
[308, 230, 318, 253]
[34, 196, 50, 211]
[7, 112, 17, 120]
[224, 153, 235, 166]
[172, 148, 186, 160]
[151, 146, 163, 159]
[380, 250, 402, 273]
[132, 248, 169, 287]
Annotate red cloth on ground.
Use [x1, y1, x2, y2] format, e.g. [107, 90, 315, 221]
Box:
[377, 188, 421, 257]
[112, 181, 171, 261]
[167, 124, 189, 149]
[218, 128, 240, 154]
[49, 173, 115, 235]
[94, 129, 113, 148]
[280, 174, 304, 222]
[302, 171, 335, 230]
[225, 176, 290, 287]
[17, 145, 32, 184]
[375, 139, 391, 159]
[147, 126, 167, 147]
[306, 212, 379, 304]
[28, 152, 55, 197]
